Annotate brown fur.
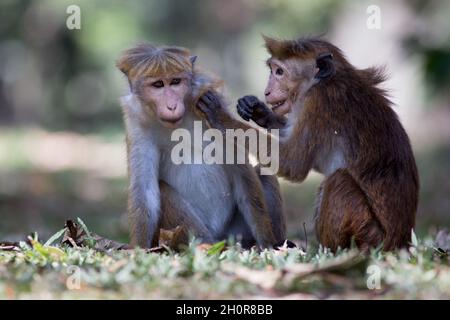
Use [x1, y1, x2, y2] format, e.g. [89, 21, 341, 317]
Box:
[276, 38, 418, 250]
[117, 43, 192, 78]
[201, 36, 419, 251]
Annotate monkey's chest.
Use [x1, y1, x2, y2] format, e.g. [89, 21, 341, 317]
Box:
[314, 146, 346, 176]
[159, 155, 235, 234]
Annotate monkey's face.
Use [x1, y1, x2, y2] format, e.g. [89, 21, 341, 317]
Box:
[265, 58, 318, 116]
[138, 73, 189, 128]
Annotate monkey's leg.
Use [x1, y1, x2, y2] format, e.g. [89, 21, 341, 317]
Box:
[254, 166, 286, 243]
[159, 181, 215, 244]
[223, 212, 256, 249]
[315, 169, 385, 252]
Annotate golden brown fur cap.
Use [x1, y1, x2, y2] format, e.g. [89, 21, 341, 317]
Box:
[117, 43, 194, 79]
[263, 35, 343, 60]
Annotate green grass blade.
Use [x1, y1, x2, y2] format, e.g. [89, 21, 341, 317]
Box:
[44, 228, 66, 247]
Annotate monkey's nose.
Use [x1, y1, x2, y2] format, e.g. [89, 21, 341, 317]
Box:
[264, 90, 271, 97]
[167, 104, 177, 111]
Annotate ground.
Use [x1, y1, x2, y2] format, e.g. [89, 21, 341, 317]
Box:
[0, 224, 449, 299]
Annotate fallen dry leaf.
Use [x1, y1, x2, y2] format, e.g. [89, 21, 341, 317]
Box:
[159, 226, 189, 250]
[62, 219, 131, 251]
[61, 220, 193, 252]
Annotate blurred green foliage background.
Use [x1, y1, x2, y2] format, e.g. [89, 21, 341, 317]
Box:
[0, 0, 449, 243]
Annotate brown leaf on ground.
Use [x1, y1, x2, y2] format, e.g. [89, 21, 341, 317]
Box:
[159, 226, 189, 250]
[62, 219, 132, 250]
[61, 220, 189, 252]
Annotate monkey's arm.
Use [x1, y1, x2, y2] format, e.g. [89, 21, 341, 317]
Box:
[237, 96, 287, 130]
[197, 92, 286, 131]
[127, 136, 161, 248]
[230, 165, 277, 248]
[197, 91, 281, 165]
[236, 95, 317, 181]
[277, 122, 317, 182]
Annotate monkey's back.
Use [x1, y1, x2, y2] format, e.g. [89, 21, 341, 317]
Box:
[339, 77, 419, 249]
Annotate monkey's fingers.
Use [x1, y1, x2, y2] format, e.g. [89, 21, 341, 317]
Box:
[197, 100, 209, 113]
[242, 95, 261, 107]
[237, 106, 251, 121]
[205, 91, 220, 106]
[199, 91, 221, 111]
[198, 93, 213, 107]
[237, 98, 253, 111]
[237, 100, 253, 121]
[201, 93, 212, 105]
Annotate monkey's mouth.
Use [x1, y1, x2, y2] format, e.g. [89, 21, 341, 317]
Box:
[160, 117, 183, 127]
[270, 99, 287, 110]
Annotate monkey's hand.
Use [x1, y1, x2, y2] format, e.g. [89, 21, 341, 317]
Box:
[196, 90, 223, 130]
[237, 95, 273, 128]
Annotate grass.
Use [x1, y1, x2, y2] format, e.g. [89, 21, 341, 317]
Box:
[1, 228, 449, 299]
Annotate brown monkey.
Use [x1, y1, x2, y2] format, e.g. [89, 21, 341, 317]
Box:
[116, 43, 286, 249]
[197, 36, 419, 251]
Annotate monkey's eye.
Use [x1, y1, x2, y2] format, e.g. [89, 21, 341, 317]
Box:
[275, 68, 284, 76]
[170, 78, 181, 85]
[151, 80, 164, 88]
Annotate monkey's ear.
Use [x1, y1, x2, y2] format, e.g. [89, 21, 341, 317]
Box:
[263, 35, 289, 58]
[315, 52, 335, 79]
[116, 57, 132, 76]
[190, 55, 198, 67]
